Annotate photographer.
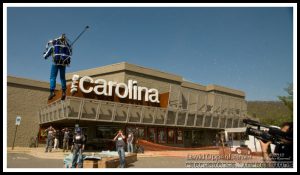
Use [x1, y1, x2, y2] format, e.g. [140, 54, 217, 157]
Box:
[113, 129, 126, 168]
[259, 122, 293, 164]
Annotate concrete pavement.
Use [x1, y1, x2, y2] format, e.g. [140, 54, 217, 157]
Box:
[7, 147, 220, 159]
[6, 147, 265, 168]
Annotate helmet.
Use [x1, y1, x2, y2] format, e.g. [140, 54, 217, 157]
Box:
[75, 127, 81, 133]
[60, 33, 66, 41]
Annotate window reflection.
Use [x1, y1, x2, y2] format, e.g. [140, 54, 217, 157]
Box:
[167, 129, 174, 143]
[177, 129, 183, 144]
[148, 128, 156, 143]
[158, 128, 166, 143]
[96, 127, 118, 139]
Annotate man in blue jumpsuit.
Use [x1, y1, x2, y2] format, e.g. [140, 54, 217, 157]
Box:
[43, 34, 72, 101]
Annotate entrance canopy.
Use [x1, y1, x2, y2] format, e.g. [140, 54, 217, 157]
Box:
[39, 96, 247, 129]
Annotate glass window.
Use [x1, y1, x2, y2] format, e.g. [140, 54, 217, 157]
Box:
[148, 128, 157, 143]
[96, 126, 118, 139]
[158, 128, 167, 144]
[227, 133, 232, 141]
[167, 129, 174, 143]
[126, 126, 135, 135]
[138, 128, 145, 139]
[126, 126, 145, 139]
[176, 129, 183, 143]
[241, 132, 249, 140]
[232, 133, 241, 140]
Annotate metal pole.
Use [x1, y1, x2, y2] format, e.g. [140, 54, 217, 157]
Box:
[12, 125, 18, 150]
[70, 26, 89, 47]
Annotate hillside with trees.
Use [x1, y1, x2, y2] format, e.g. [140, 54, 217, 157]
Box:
[247, 101, 292, 126]
[247, 83, 293, 126]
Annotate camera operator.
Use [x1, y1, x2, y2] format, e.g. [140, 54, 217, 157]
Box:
[259, 122, 293, 165]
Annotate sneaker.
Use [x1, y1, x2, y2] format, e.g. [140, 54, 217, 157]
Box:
[48, 91, 55, 100]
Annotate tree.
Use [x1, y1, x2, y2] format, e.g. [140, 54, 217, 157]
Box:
[246, 83, 293, 126]
[278, 83, 293, 115]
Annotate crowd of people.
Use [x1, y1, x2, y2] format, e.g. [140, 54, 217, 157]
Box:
[43, 122, 293, 169]
[44, 126, 75, 153]
[43, 125, 136, 168]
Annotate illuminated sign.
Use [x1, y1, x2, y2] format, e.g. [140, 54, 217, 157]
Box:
[70, 75, 160, 103]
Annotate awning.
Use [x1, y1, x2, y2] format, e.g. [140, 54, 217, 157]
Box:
[39, 96, 247, 129]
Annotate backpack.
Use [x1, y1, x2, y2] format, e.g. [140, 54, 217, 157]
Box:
[52, 40, 72, 65]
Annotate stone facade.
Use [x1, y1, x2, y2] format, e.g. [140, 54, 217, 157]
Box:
[7, 62, 248, 147]
[7, 76, 61, 147]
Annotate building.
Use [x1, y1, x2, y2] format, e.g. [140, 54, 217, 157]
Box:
[7, 62, 249, 149]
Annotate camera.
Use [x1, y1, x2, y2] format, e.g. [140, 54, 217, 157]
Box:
[243, 119, 292, 145]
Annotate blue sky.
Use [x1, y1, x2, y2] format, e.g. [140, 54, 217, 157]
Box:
[6, 7, 293, 101]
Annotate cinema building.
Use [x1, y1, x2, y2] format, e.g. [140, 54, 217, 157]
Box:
[7, 62, 248, 149]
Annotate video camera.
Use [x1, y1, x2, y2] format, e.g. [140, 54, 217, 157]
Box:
[243, 119, 292, 145]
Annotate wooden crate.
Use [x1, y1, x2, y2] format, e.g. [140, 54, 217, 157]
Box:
[83, 159, 98, 168]
[83, 153, 137, 168]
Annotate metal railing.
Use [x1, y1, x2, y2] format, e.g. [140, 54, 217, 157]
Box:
[39, 96, 247, 129]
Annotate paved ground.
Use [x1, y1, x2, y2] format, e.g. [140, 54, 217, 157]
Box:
[7, 153, 63, 168]
[6, 147, 215, 168]
[7, 147, 220, 159]
[7, 153, 187, 168]
[6, 147, 264, 169]
[129, 157, 187, 168]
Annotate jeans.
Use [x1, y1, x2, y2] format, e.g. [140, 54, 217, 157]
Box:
[45, 136, 53, 152]
[63, 138, 69, 152]
[127, 142, 134, 153]
[117, 147, 126, 168]
[50, 64, 66, 91]
[54, 138, 59, 149]
[72, 145, 83, 168]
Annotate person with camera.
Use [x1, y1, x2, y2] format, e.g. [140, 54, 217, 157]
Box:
[259, 122, 293, 167]
[113, 129, 126, 168]
[44, 125, 56, 153]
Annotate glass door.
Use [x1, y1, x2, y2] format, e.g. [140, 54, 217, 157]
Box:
[167, 128, 174, 144]
[158, 128, 167, 144]
[148, 127, 157, 143]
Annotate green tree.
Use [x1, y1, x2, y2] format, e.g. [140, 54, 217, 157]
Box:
[247, 83, 293, 126]
[278, 83, 293, 115]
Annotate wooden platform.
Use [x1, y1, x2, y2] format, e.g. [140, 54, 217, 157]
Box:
[83, 153, 137, 168]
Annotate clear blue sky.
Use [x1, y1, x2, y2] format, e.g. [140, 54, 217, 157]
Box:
[7, 7, 293, 101]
